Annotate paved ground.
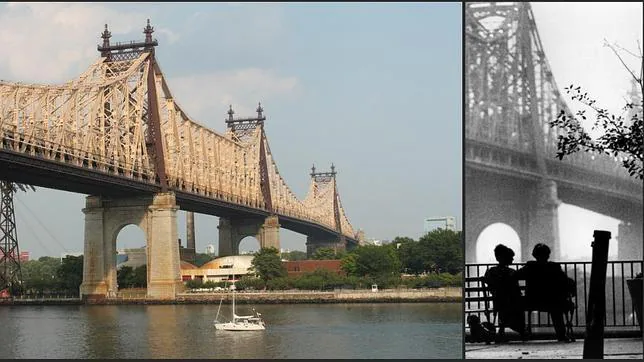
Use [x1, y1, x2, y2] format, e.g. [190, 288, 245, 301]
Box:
[465, 338, 643, 359]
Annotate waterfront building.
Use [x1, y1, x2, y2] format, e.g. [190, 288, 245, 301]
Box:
[180, 255, 254, 282]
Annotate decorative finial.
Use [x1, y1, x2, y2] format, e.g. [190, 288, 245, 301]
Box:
[100, 24, 112, 57]
[227, 105, 235, 121]
[256, 102, 264, 118]
[144, 19, 154, 44]
[311, 164, 316, 176]
[331, 163, 335, 174]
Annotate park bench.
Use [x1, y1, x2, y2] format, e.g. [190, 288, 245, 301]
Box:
[465, 275, 577, 342]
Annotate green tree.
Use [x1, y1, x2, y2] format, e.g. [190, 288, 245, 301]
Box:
[57, 255, 83, 293]
[117, 266, 135, 288]
[342, 244, 401, 279]
[21, 257, 61, 293]
[394, 236, 427, 275]
[420, 229, 463, 274]
[312, 247, 339, 260]
[249, 247, 286, 283]
[282, 250, 307, 261]
[549, 42, 643, 179]
[133, 265, 147, 287]
[340, 252, 358, 276]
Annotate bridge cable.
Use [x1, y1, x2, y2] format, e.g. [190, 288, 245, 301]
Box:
[14, 195, 70, 254]
[13, 206, 56, 257]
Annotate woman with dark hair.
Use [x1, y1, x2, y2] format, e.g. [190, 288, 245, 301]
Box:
[484, 244, 527, 342]
[516, 243, 571, 342]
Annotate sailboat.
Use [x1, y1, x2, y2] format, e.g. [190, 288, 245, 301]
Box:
[214, 283, 266, 331]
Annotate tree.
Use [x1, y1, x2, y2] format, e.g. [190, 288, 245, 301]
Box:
[340, 253, 358, 276]
[396, 237, 427, 275]
[117, 265, 147, 288]
[21, 257, 61, 293]
[419, 229, 463, 274]
[341, 244, 401, 279]
[282, 250, 307, 261]
[57, 255, 83, 293]
[117, 266, 135, 288]
[249, 247, 286, 283]
[312, 247, 340, 260]
[133, 265, 147, 287]
[549, 42, 643, 179]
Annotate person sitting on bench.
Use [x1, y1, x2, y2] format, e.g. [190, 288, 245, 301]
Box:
[515, 243, 571, 342]
[484, 244, 527, 342]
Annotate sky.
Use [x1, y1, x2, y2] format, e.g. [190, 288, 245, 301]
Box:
[474, 2, 643, 263]
[0, 2, 462, 258]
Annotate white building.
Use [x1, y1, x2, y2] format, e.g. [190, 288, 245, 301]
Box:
[205, 244, 216, 255]
[424, 216, 457, 232]
[180, 255, 255, 282]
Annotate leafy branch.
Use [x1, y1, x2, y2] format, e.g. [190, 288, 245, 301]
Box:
[548, 41, 643, 179]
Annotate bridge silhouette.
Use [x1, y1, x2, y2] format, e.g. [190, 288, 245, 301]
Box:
[465, 3, 642, 263]
[0, 21, 363, 299]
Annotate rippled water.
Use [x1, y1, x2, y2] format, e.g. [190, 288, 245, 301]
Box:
[0, 303, 462, 359]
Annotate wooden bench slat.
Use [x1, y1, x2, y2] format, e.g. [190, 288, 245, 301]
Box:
[465, 297, 493, 303]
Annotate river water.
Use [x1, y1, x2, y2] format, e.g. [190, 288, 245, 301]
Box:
[0, 302, 462, 359]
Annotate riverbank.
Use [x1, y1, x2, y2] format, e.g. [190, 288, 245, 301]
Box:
[1, 287, 461, 305]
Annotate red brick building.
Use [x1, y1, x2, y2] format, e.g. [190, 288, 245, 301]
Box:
[283, 260, 345, 277]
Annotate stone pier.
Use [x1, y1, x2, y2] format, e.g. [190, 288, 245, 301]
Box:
[218, 215, 280, 256]
[79, 192, 183, 300]
[527, 179, 561, 261]
[306, 234, 346, 258]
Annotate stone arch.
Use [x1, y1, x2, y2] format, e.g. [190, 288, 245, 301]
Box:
[80, 193, 183, 299]
[475, 223, 522, 264]
[238, 236, 261, 254]
[114, 224, 147, 292]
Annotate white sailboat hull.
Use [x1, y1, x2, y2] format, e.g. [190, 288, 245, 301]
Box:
[214, 321, 266, 331]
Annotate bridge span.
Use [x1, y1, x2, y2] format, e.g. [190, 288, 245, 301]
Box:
[0, 21, 363, 299]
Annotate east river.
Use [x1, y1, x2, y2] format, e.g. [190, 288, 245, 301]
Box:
[0, 302, 462, 359]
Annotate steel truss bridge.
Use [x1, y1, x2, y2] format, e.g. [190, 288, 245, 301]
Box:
[0, 21, 361, 250]
[465, 2, 643, 262]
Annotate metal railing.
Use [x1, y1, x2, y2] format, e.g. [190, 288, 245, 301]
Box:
[465, 260, 642, 329]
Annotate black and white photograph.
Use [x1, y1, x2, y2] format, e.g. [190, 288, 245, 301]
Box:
[464, 2, 643, 359]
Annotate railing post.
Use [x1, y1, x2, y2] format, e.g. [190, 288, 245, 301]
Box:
[583, 230, 611, 359]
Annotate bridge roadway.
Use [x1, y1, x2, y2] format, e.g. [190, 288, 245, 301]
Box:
[466, 139, 643, 220]
[0, 141, 359, 246]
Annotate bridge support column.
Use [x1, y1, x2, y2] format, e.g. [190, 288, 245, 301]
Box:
[527, 179, 561, 261]
[258, 215, 280, 250]
[79, 192, 183, 300]
[146, 193, 183, 299]
[306, 235, 345, 258]
[80, 196, 109, 298]
[218, 215, 281, 256]
[618, 220, 643, 262]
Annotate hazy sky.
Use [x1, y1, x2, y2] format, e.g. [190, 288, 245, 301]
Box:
[475, 2, 642, 263]
[1, 2, 462, 258]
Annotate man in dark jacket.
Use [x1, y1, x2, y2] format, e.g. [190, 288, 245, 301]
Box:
[516, 243, 571, 342]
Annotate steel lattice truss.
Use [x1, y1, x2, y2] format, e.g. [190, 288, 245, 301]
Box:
[0, 44, 356, 239]
[0, 181, 22, 292]
[465, 2, 639, 181]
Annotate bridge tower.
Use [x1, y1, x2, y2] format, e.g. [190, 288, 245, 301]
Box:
[305, 164, 347, 257]
[465, 2, 561, 262]
[217, 104, 281, 256]
[80, 21, 182, 300]
[0, 182, 23, 295]
[465, 2, 642, 263]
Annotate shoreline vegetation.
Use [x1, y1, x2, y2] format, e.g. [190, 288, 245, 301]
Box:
[1, 287, 462, 305]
